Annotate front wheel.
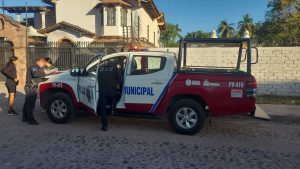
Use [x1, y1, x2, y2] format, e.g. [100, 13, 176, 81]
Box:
[169, 99, 206, 135]
[45, 92, 74, 124]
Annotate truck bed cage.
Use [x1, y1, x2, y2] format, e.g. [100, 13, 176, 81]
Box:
[181, 38, 251, 44]
[177, 38, 253, 74]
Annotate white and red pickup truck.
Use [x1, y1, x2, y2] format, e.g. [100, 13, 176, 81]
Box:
[39, 38, 258, 135]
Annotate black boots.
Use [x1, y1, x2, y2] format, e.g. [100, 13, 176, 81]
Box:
[28, 120, 39, 125]
[102, 123, 108, 131]
[8, 109, 18, 116]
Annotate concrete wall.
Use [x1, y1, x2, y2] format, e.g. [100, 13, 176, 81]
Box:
[149, 47, 300, 96]
[0, 15, 27, 86]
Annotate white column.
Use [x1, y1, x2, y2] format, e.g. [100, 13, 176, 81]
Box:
[103, 6, 107, 34]
[116, 6, 121, 35]
[243, 29, 250, 38]
[40, 11, 46, 29]
[211, 30, 218, 38]
[127, 9, 131, 27]
[16, 13, 21, 23]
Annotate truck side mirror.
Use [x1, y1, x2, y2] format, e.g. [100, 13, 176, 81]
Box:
[70, 68, 81, 76]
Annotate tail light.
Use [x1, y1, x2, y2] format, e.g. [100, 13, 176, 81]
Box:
[246, 81, 257, 98]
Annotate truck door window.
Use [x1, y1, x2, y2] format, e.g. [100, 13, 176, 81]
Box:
[100, 56, 128, 76]
[131, 56, 166, 75]
[87, 64, 98, 76]
[83, 57, 100, 76]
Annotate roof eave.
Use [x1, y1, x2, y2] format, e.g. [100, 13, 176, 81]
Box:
[41, 0, 58, 6]
[38, 21, 95, 38]
[141, 0, 160, 19]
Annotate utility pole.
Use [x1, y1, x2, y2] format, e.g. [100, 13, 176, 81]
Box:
[2, 0, 5, 14]
[25, 0, 28, 65]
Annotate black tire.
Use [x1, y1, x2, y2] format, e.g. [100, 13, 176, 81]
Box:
[169, 99, 206, 135]
[45, 92, 74, 124]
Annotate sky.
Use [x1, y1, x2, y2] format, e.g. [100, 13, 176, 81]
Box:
[2, 0, 269, 35]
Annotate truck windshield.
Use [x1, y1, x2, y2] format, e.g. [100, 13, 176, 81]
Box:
[179, 39, 251, 73]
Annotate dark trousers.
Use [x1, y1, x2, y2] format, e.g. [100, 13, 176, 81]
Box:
[22, 88, 37, 122]
[97, 91, 115, 127]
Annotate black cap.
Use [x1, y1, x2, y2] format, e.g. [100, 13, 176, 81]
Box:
[9, 55, 18, 62]
[44, 57, 53, 65]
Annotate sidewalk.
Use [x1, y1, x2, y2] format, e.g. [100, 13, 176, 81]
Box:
[0, 83, 299, 118]
[259, 104, 300, 117]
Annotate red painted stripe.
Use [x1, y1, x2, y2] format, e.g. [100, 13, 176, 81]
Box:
[123, 103, 153, 113]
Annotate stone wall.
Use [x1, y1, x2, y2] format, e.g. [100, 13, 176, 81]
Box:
[0, 14, 27, 87]
[149, 47, 300, 96]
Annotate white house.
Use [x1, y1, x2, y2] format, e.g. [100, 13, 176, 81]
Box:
[2, 0, 166, 47]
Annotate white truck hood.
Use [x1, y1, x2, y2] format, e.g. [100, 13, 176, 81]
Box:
[43, 70, 78, 84]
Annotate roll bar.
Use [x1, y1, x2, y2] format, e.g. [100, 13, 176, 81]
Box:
[177, 38, 254, 74]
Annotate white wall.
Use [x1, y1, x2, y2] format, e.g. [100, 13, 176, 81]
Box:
[56, 0, 100, 33]
[46, 28, 93, 42]
[133, 7, 160, 47]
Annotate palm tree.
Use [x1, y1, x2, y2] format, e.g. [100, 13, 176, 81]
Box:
[238, 14, 255, 37]
[160, 23, 182, 47]
[217, 20, 235, 38]
[170, 24, 182, 43]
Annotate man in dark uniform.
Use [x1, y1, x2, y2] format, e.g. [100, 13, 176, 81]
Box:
[22, 57, 53, 125]
[97, 58, 123, 131]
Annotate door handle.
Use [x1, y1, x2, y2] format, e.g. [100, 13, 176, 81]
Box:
[151, 81, 163, 85]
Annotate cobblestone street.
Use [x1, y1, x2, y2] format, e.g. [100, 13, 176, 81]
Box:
[0, 91, 299, 169]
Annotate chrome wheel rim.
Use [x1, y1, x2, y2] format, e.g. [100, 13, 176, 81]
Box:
[176, 107, 198, 129]
[51, 100, 67, 119]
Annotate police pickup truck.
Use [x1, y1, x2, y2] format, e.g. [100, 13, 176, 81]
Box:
[39, 38, 258, 135]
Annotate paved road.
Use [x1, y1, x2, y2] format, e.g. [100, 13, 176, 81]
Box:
[0, 92, 299, 169]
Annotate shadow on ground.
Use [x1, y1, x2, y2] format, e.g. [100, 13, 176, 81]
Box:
[0, 91, 25, 113]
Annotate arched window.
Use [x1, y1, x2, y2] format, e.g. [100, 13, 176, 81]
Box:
[0, 19, 4, 30]
[121, 8, 127, 26]
[107, 7, 116, 26]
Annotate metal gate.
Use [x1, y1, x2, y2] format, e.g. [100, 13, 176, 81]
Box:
[27, 41, 123, 70]
[0, 40, 14, 82]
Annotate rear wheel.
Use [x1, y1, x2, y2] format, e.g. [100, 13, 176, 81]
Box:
[169, 99, 206, 135]
[45, 92, 74, 124]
